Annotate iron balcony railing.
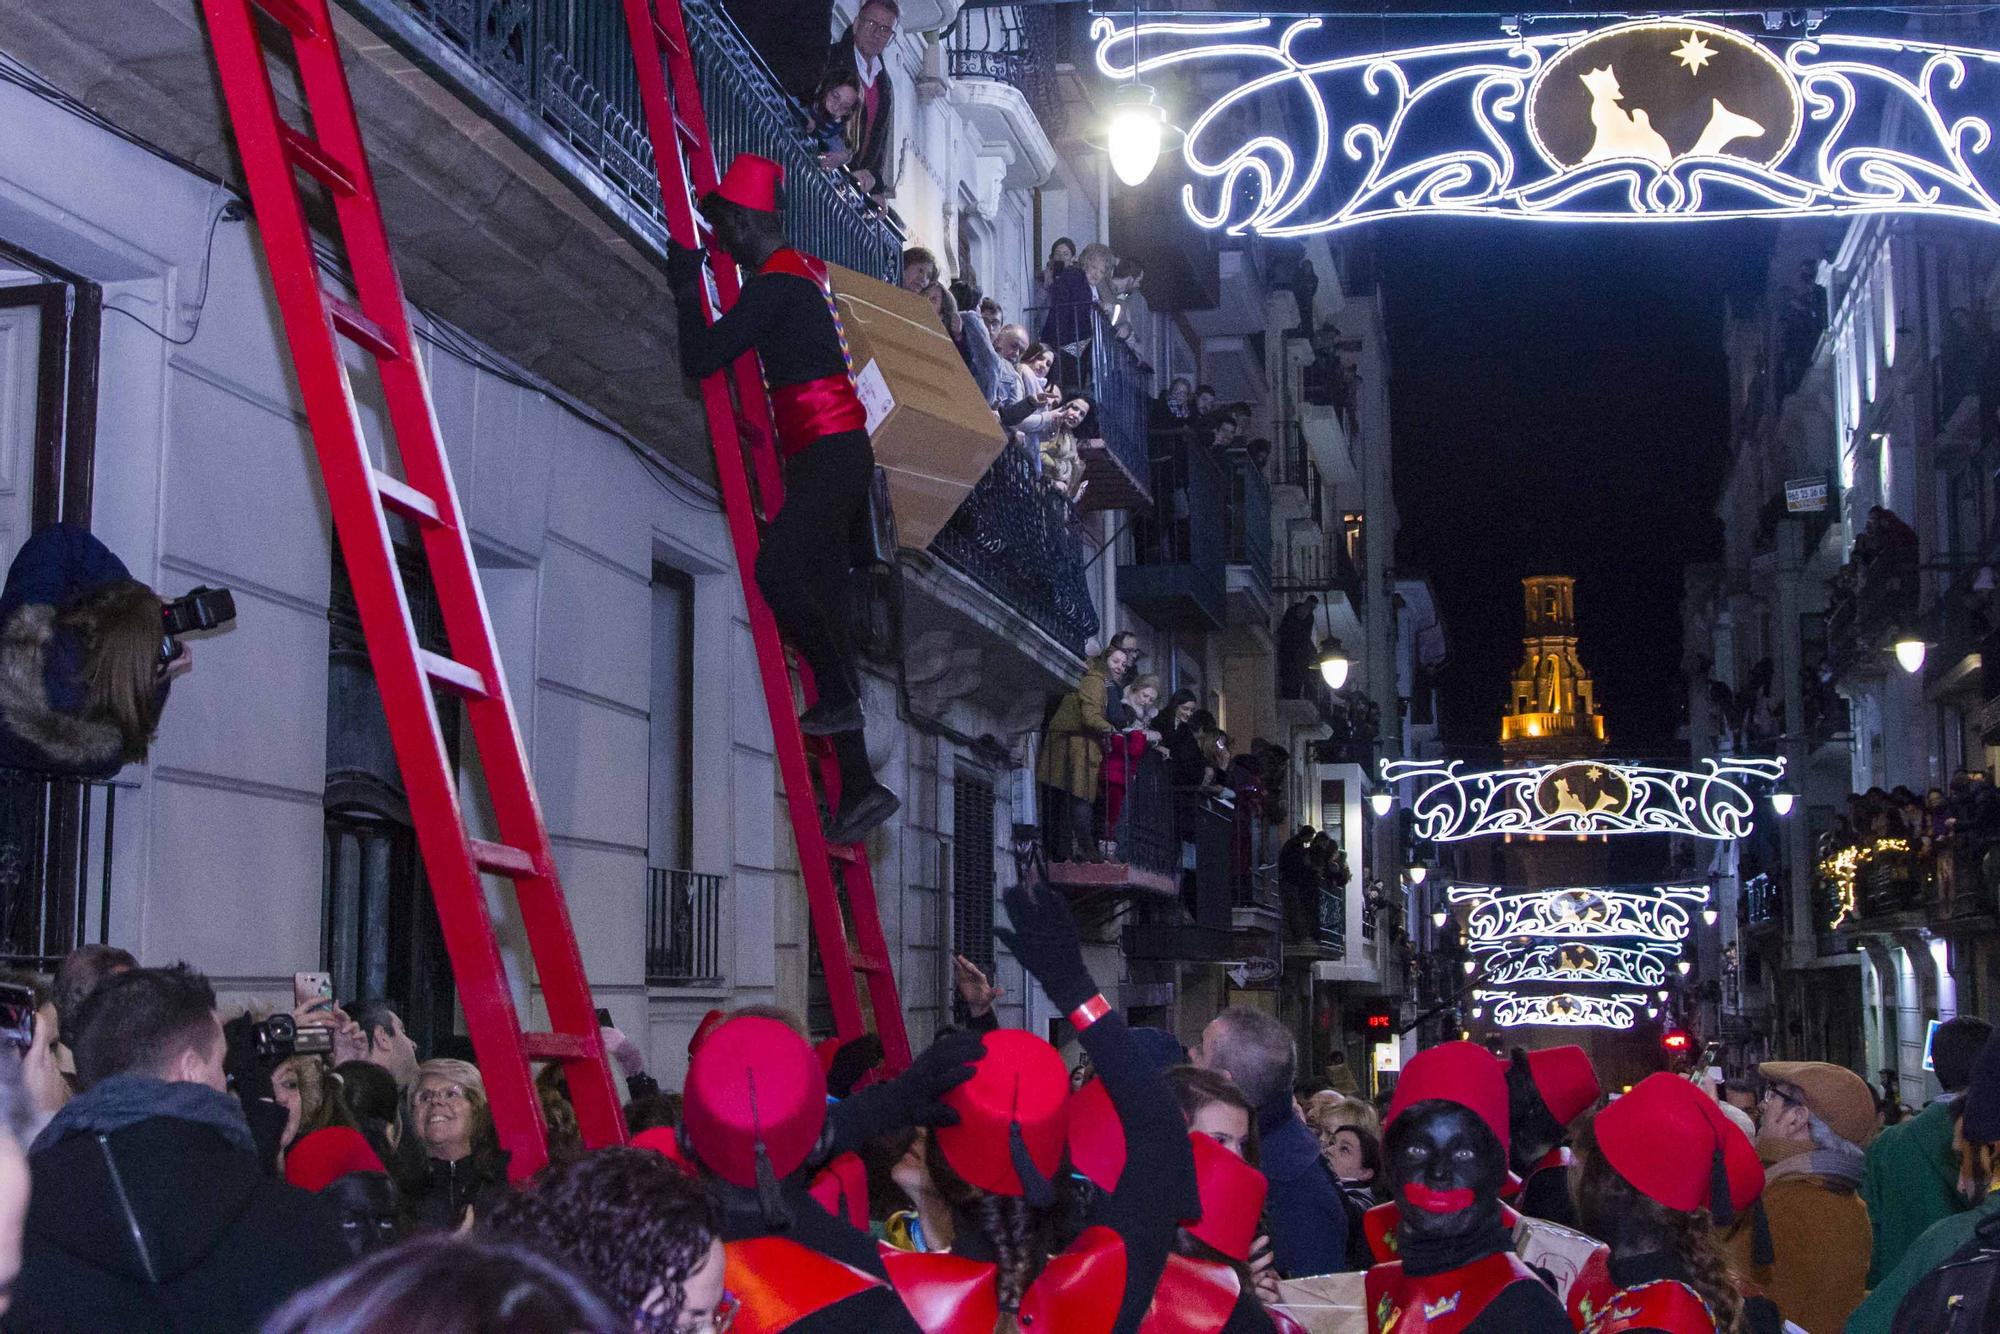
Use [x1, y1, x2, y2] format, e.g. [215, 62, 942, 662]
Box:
[1744, 872, 1782, 928]
[1026, 304, 1152, 490]
[1115, 750, 1181, 883]
[1126, 435, 1228, 620]
[932, 438, 1101, 655]
[646, 867, 724, 985]
[0, 770, 127, 971]
[1225, 447, 1273, 592]
[946, 5, 1070, 138]
[366, 0, 901, 281]
[1317, 885, 1346, 954]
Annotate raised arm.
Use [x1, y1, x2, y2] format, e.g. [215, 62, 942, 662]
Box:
[668, 248, 789, 381]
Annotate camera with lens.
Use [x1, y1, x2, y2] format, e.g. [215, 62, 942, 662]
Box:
[251, 1012, 334, 1060]
[160, 586, 236, 665]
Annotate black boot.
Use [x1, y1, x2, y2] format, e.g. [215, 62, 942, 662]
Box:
[827, 783, 900, 845]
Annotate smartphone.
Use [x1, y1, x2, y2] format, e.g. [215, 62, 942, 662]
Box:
[293, 971, 333, 1011]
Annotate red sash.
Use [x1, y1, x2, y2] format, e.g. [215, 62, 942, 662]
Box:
[1364, 1201, 1522, 1263]
[724, 1237, 886, 1334]
[1138, 1253, 1241, 1334]
[807, 1152, 868, 1230]
[883, 1226, 1127, 1334]
[1581, 1279, 1720, 1334]
[1566, 1244, 1619, 1328]
[759, 248, 867, 455]
[1364, 1251, 1543, 1334]
[881, 1247, 1000, 1334]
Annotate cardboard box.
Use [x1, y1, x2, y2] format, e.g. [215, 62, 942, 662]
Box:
[827, 264, 1006, 550]
[1273, 1272, 1368, 1334]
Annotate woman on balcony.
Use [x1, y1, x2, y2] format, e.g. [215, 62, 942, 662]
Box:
[1100, 674, 1163, 860]
[1038, 644, 1129, 864]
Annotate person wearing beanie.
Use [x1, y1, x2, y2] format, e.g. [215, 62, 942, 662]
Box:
[667, 151, 899, 845]
[1365, 1041, 1571, 1333]
[1505, 1044, 1601, 1229]
[881, 877, 1198, 1333]
[1860, 1015, 1993, 1285]
[1718, 1060, 1876, 1333]
[1574, 1073, 1775, 1334]
[1846, 1030, 2000, 1334]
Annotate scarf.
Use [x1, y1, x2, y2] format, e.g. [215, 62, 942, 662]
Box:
[32, 1073, 254, 1156]
[1758, 1133, 1865, 1188]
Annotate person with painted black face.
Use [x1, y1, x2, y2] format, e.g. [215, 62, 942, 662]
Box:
[1504, 1044, 1601, 1229]
[1366, 1040, 1571, 1333]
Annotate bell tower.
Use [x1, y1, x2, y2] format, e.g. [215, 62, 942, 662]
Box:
[1499, 575, 1607, 762]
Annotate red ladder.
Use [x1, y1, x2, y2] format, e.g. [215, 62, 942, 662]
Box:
[199, 0, 625, 1178]
[617, 0, 910, 1072]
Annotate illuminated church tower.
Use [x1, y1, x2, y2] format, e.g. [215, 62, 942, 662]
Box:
[1499, 575, 1607, 763]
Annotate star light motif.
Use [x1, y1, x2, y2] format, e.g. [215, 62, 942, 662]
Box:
[1673, 33, 1716, 74]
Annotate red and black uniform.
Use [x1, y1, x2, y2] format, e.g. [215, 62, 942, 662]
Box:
[674, 230, 875, 795]
[1516, 1147, 1576, 1230]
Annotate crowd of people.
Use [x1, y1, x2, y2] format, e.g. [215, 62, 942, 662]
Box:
[0, 880, 1994, 1331]
[1816, 772, 2000, 918]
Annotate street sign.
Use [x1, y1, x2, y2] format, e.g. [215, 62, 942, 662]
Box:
[1785, 478, 1829, 513]
[1226, 956, 1281, 988]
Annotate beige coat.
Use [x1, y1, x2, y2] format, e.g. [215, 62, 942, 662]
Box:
[1037, 660, 1113, 801]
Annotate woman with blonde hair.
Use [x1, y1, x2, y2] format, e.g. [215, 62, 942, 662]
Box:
[1304, 1090, 1380, 1144]
[401, 1058, 509, 1230]
[1037, 641, 1131, 863]
[274, 1054, 358, 1165]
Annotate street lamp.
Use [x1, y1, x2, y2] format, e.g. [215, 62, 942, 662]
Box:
[1104, 83, 1173, 187]
[1318, 637, 1351, 691]
[1893, 635, 1928, 674]
[1656, 989, 1669, 1002]
[1771, 790, 1796, 816]
[1701, 908, 1719, 927]
[1369, 789, 1395, 818]
[1676, 959, 1693, 976]
[1646, 1006, 1660, 1019]
[1430, 909, 1448, 929]
[1407, 865, 1428, 886]
[1469, 1005, 1483, 1020]
[1461, 959, 1476, 974]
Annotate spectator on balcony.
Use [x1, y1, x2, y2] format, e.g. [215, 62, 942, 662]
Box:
[1040, 242, 1116, 389]
[1039, 401, 1092, 501]
[1101, 673, 1163, 858]
[1153, 376, 1194, 431]
[13, 963, 347, 1331]
[900, 245, 937, 295]
[1165, 695, 1206, 789]
[1039, 644, 1130, 863]
[1277, 824, 1316, 940]
[978, 297, 1003, 337]
[806, 67, 861, 170]
[0, 524, 196, 779]
[828, 1, 901, 202]
[929, 281, 1006, 407]
[1863, 1016, 1993, 1287]
[721, 0, 835, 103]
[1277, 597, 1319, 700]
[1035, 236, 1077, 310]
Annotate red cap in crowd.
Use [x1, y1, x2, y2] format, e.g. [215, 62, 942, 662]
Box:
[1065, 1077, 1125, 1192]
[1387, 1040, 1511, 1155]
[809, 1152, 869, 1230]
[681, 1016, 827, 1190]
[711, 154, 783, 213]
[630, 1126, 694, 1174]
[1594, 1073, 1762, 1221]
[1183, 1132, 1268, 1264]
[1526, 1045, 1601, 1126]
[284, 1127, 385, 1193]
[688, 1009, 727, 1057]
[936, 1030, 1069, 1203]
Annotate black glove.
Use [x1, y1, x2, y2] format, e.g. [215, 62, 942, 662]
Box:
[666, 241, 706, 295]
[826, 1033, 885, 1100]
[884, 1028, 984, 1128]
[996, 876, 1098, 1013]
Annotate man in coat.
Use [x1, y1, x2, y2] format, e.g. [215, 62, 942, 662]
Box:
[826, 1, 900, 202]
[1860, 1016, 1991, 1283]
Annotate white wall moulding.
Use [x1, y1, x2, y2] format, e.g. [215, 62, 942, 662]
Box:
[1381, 757, 1786, 840]
[1449, 882, 1711, 943]
[1477, 990, 1649, 1028]
[1092, 16, 2000, 232]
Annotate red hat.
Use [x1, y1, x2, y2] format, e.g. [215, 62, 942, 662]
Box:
[1065, 1077, 1125, 1192]
[1527, 1046, 1601, 1126]
[1183, 1132, 1268, 1264]
[630, 1126, 695, 1175]
[682, 1016, 828, 1189]
[1594, 1074, 1762, 1220]
[689, 1009, 727, 1057]
[710, 153, 783, 213]
[809, 1151, 869, 1230]
[936, 1030, 1069, 1202]
[284, 1127, 385, 1193]
[815, 1037, 842, 1074]
[1387, 1040, 1510, 1155]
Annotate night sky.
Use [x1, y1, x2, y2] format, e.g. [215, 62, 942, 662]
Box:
[1379, 220, 1771, 756]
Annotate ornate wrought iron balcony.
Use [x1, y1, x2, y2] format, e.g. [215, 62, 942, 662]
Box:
[946, 6, 1069, 138]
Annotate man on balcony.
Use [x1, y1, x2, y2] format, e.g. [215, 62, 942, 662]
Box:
[828, 1, 901, 203]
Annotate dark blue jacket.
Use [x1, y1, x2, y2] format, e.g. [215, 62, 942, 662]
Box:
[1039, 264, 1101, 353]
[1259, 1100, 1352, 1278]
[0, 523, 143, 775]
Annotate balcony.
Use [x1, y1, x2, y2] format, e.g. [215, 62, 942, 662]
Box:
[932, 438, 1101, 656]
[1048, 749, 1180, 900]
[1121, 435, 1228, 630]
[356, 0, 902, 282]
[946, 7, 1060, 189]
[646, 867, 724, 986]
[1223, 448, 1274, 627]
[1823, 559, 1919, 681]
[0, 770, 127, 971]
[1743, 871, 1783, 933]
[1030, 305, 1153, 511]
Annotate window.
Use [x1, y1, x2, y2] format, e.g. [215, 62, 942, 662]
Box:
[648, 565, 694, 871]
[953, 773, 997, 976]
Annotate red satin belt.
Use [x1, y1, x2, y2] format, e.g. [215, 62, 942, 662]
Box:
[771, 374, 867, 458]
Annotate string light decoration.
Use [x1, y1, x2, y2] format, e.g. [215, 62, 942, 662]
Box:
[1472, 940, 1680, 988]
[1820, 836, 1911, 928]
[1091, 16, 2000, 233]
[1381, 757, 1786, 841]
[1448, 882, 1710, 943]
[1476, 990, 1650, 1029]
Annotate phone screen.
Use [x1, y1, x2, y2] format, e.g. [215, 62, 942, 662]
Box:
[293, 972, 333, 1009]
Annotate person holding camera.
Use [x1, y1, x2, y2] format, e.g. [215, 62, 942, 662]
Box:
[0, 524, 230, 777]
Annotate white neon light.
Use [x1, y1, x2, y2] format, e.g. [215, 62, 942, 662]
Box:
[1092, 17, 2000, 233]
[1477, 991, 1648, 1029]
[1381, 757, 1784, 841]
[1471, 940, 1679, 988]
[1449, 883, 1710, 943]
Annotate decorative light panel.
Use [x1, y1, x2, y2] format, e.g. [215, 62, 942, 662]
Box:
[1478, 990, 1649, 1029]
[1092, 17, 2000, 232]
[1381, 757, 1786, 841]
[1472, 940, 1678, 988]
[1451, 882, 1709, 943]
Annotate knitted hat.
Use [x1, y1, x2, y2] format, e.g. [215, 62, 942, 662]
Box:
[711, 154, 783, 213]
[1183, 1132, 1268, 1264]
[936, 1029, 1069, 1203]
[1595, 1074, 1762, 1220]
[682, 1016, 827, 1189]
[283, 1126, 385, 1193]
[1525, 1045, 1600, 1126]
[1387, 1040, 1510, 1155]
[1963, 1032, 2000, 1143]
[1065, 1076, 1124, 1192]
[1758, 1060, 1880, 1148]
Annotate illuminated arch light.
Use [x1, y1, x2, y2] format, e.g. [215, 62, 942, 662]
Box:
[1471, 940, 1679, 987]
[1091, 17, 2000, 234]
[1476, 990, 1648, 1029]
[1449, 883, 1709, 943]
[1380, 758, 1786, 842]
